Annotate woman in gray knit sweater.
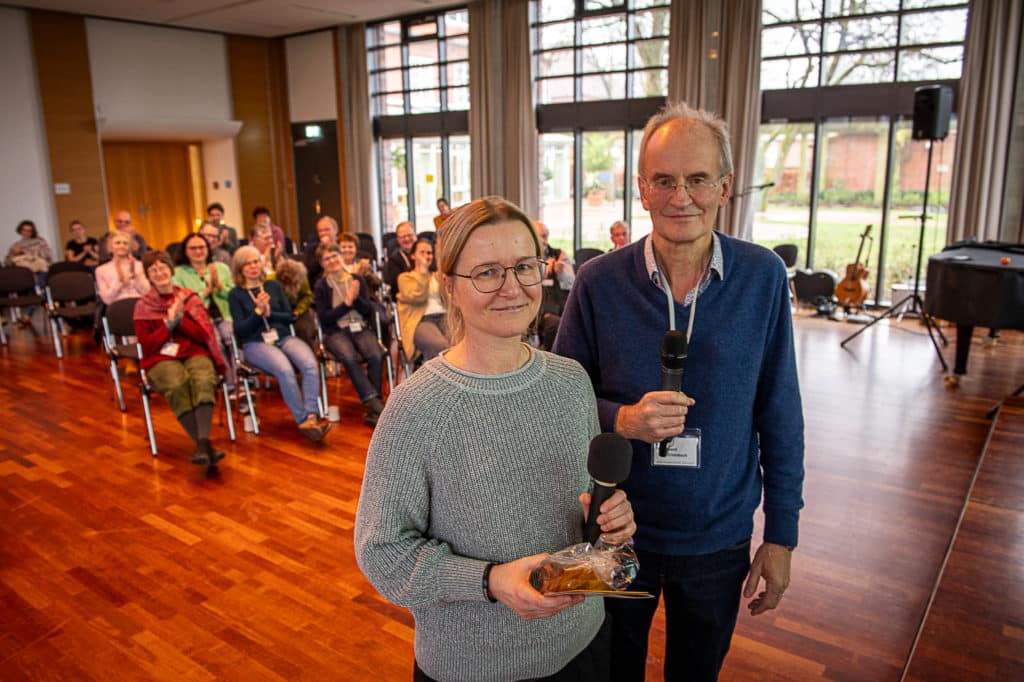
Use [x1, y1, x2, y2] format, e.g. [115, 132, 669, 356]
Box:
[355, 198, 635, 682]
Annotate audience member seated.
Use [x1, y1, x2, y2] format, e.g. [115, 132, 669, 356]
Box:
[339, 233, 381, 294]
[252, 206, 286, 253]
[228, 246, 329, 442]
[610, 220, 630, 250]
[64, 220, 99, 270]
[432, 196, 452, 229]
[271, 258, 317, 351]
[98, 210, 148, 262]
[206, 202, 239, 254]
[198, 221, 232, 265]
[133, 251, 227, 467]
[96, 232, 150, 305]
[535, 221, 575, 350]
[5, 219, 52, 326]
[172, 232, 237, 394]
[303, 215, 340, 285]
[314, 245, 385, 426]
[6, 219, 52, 286]
[397, 238, 448, 363]
[249, 223, 281, 276]
[382, 220, 416, 296]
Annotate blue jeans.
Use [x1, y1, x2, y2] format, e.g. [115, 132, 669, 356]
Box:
[607, 540, 750, 682]
[323, 328, 382, 403]
[242, 335, 320, 424]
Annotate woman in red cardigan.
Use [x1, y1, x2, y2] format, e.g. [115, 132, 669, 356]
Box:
[133, 250, 227, 467]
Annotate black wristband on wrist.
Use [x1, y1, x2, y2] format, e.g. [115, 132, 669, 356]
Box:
[482, 562, 497, 603]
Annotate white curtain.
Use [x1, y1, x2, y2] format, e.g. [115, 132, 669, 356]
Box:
[469, 0, 538, 215]
[668, 0, 711, 109]
[667, 0, 761, 239]
[469, 0, 503, 198]
[946, 0, 1023, 243]
[717, 0, 761, 240]
[336, 25, 377, 235]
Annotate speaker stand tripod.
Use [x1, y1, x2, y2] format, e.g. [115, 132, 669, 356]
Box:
[840, 139, 947, 369]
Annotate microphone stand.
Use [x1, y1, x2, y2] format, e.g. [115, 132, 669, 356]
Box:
[840, 140, 947, 369]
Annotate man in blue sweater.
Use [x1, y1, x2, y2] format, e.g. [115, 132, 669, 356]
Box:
[553, 102, 804, 681]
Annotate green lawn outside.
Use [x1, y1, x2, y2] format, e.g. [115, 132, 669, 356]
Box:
[754, 204, 947, 298]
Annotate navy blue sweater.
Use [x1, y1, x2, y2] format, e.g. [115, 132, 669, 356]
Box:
[228, 279, 294, 346]
[553, 233, 804, 555]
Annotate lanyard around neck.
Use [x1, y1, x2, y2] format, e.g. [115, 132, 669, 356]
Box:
[652, 244, 704, 343]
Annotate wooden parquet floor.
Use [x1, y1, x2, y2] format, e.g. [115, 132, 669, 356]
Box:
[0, 311, 1021, 681]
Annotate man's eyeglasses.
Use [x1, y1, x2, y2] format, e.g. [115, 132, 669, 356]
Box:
[639, 175, 726, 202]
[450, 258, 546, 293]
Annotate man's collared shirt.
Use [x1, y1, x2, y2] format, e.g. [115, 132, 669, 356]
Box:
[643, 231, 724, 306]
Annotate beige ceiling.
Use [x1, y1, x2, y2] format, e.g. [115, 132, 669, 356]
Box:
[7, 0, 464, 37]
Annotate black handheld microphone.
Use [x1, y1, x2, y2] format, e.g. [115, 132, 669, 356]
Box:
[659, 330, 689, 458]
[583, 433, 633, 545]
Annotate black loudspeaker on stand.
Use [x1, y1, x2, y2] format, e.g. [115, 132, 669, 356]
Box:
[841, 85, 952, 368]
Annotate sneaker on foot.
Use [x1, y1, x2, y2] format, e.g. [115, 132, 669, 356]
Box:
[299, 416, 325, 441]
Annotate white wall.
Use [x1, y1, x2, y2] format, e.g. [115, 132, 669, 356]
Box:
[87, 19, 232, 127]
[87, 18, 241, 232]
[201, 138, 244, 235]
[286, 31, 337, 123]
[0, 8, 58, 261]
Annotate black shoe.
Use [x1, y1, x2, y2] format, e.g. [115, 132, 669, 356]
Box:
[190, 447, 211, 466]
[362, 410, 378, 427]
[365, 397, 385, 417]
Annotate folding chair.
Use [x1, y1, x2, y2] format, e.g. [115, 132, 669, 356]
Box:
[45, 270, 97, 358]
[574, 248, 604, 269]
[102, 297, 236, 456]
[390, 299, 418, 382]
[0, 265, 46, 345]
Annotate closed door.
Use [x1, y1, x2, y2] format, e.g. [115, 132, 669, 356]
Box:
[292, 121, 340, 244]
[103, 142, 202, 252]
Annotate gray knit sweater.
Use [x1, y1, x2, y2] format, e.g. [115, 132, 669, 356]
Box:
[354, 347, 603, 681]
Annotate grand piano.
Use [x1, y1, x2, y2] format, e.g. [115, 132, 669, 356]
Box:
[925, 241, 1024, 377]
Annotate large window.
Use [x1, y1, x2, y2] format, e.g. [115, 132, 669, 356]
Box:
[754, 0, 968, 303]
[761, 0, 968, 90]
[368, 10, 470, 233]
[534, 0, 668, 255]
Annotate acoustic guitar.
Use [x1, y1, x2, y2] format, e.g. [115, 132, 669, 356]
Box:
[835, 224, 872, 309]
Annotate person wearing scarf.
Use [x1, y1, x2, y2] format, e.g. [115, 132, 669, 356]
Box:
[134, 250, 228, 467]
[313, 244, 385, 426]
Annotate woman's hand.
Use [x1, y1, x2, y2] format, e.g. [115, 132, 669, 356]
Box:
[345, 279, 360, 306]
[414, 251, 432, 273]
[488, 554, 584, 621]
[167, 292, 186, 324]
[255, 290, 272, 317]
[579, 489, 636, 545]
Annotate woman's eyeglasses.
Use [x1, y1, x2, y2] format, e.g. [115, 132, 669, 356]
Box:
[450, 258, 546, 293]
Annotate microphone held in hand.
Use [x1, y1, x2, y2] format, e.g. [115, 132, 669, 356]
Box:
[583, 432, 633, 545]
[659, 330, 688, 457]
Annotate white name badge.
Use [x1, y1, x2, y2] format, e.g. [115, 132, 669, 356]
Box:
[261, 328, 280, 344]
[159, 341, 180, 356]
[348, 321, 364, 333]
[651, 428, 701, 468]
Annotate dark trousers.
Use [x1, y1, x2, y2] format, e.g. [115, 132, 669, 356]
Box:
[607, 540, 750, 682]
[413, 615, 611, 682]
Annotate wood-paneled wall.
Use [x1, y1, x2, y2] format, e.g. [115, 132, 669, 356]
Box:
[29, 10, 108, 241]
[227, 35, 296, 241]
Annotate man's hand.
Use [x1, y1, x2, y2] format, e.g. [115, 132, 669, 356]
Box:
[579, 489, 636, 545]
[615, 390, 696, 443]
[743, 542, 793, 616]
[488, 555, 583, 620]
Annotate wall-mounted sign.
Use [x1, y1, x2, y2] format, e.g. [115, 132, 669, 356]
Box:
[54, 183, 71, 195]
